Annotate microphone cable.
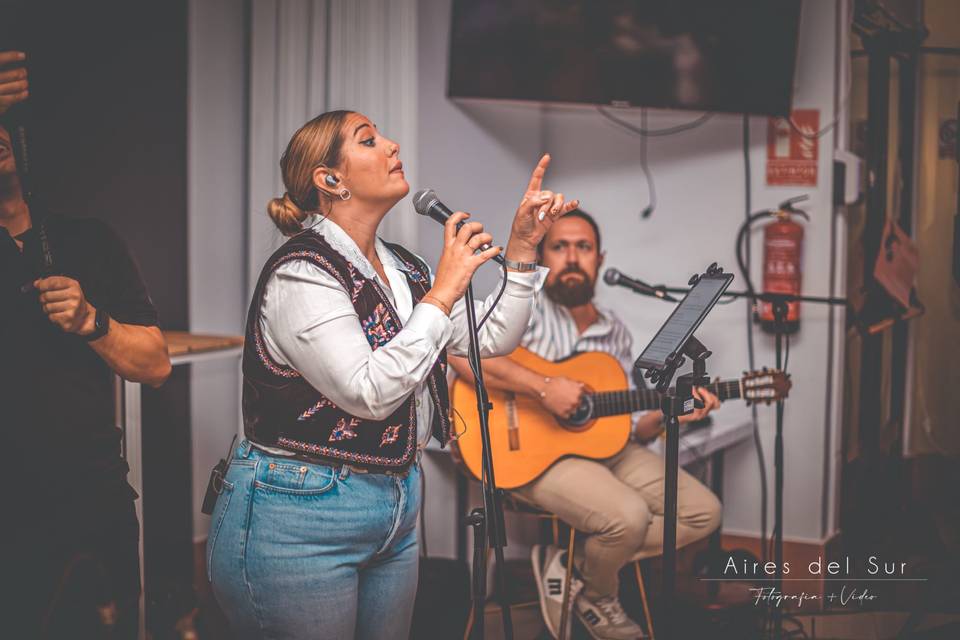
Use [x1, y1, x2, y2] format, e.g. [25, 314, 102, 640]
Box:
[639, 109, 656, 219]
[740, 113, 770, 583]
[477, 260, 508, 330]
[596, 106, 714, 221]
[465, 261, 510, 391]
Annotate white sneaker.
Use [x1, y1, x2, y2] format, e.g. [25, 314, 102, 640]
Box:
[575, 593, 647, 640]
[531, 544, 583, 639]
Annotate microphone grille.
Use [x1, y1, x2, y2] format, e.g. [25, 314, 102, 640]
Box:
[603, 268, 621, 286]
[412, 189, 438, 216]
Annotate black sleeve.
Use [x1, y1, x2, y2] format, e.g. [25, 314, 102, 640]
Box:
[90, 221, 160, 327]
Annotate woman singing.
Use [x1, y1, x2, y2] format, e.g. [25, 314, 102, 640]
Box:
[207, 110, 577, 639]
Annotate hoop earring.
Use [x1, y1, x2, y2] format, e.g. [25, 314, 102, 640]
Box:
[338, 188, 352, 201]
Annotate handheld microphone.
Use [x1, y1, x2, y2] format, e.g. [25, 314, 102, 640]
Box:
[603, 268, 678, 302]
[413, 189, 505, 265]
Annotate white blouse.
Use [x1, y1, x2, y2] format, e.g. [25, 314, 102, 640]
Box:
[260, 216, 546, 448]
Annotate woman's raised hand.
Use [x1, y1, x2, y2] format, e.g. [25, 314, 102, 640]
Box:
[505, 154, 579, 262]
[425, 212, 501, 314]
[424, 154, 575, 313]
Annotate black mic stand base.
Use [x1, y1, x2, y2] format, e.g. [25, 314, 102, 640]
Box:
[650, 336, 711, 640]
[461, 283, 514, 640]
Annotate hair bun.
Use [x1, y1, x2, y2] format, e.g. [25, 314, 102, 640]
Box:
[267, 193, 307, 236]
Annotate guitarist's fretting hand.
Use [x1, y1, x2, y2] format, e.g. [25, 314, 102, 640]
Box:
[680, 387, 721, 423]
[537, 379, 720, 423]
[538, 376, 585, 419]
[625, 386, 723, 441]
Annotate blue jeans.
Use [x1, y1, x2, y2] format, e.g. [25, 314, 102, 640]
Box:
[207, 440, 422, 639]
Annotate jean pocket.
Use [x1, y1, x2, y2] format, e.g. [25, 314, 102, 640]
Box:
[206, 478, 234, 583]
[254, 461, 337, 496]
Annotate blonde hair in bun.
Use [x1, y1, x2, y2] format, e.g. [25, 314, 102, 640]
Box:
[267, 109, 355, 236]
[267, 193, 308, 236]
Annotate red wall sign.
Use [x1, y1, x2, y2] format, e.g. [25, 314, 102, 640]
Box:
[766, 109, 819, 186]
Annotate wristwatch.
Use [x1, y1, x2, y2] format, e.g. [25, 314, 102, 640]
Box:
[82, 307, 111, 342]
[503, 257, 538, 272]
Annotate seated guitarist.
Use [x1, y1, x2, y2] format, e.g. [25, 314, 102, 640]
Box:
[448, 209, 721, 640]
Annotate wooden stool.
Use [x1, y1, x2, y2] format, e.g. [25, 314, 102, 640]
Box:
[503, 494, 657, 640]
[468, 492, 657, 640]
[630, 557, 656, 640]
[500, 494, 579, 640]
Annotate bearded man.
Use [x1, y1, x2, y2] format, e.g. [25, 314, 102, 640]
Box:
[449, 209, 722, 640]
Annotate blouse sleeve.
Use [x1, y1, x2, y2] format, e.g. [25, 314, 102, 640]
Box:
[260, 259, 454, 421]
[442, 266, 548, 358]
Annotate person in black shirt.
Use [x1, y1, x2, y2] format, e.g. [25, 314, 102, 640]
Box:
[1, 53, 172, 638]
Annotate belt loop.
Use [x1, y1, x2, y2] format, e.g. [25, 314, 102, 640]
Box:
[237, 439, 252, 459]
[338, 464, 350, 481]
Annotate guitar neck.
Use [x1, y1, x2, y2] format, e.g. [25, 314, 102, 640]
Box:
[589, 379, 742, 418]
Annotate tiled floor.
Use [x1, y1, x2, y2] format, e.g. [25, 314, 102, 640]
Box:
[795, 611, 960, 640]
[479, 606, 960, 640]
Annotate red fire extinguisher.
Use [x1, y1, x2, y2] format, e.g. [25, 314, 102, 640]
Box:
[759, 206, 807, 334]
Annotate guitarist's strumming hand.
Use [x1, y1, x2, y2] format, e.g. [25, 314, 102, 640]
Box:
[538, 376, 585, 420]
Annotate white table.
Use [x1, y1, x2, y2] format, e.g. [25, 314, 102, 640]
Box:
[115, 332, 243, 640]
[647, 418, 755, 467]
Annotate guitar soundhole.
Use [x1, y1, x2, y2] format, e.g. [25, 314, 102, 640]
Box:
[564, 395, 594, 428]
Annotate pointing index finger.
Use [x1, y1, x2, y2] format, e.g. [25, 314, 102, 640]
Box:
[525, 153, 551, 194]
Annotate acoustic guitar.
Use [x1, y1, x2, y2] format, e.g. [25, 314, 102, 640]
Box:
[450, 347, 791, 488]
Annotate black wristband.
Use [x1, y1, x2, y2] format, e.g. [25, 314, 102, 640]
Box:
[82, 307, 110, 342]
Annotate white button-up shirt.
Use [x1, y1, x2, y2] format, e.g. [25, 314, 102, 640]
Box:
[260, 216, 546, 448]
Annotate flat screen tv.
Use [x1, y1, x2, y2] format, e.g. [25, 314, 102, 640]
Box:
[448, 0, 802, 116]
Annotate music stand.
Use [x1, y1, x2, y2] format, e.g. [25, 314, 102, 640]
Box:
[634, 263, 733, 640]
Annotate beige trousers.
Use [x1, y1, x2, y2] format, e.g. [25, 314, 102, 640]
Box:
[513, 442, 722, 599]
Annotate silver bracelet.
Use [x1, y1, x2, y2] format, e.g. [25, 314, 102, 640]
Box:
[503, 257, 538, 272]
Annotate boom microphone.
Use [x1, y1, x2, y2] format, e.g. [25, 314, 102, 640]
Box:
[603, 268, 678, 302]
[412, 189, 505, 265]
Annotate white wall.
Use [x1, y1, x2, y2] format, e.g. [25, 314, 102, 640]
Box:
[414, 0, 545, 288]
[416, 0, 549, 560]
[188, 0, 248, 541]
[246, 0, 420, 290]
[417, 0, 847, 549]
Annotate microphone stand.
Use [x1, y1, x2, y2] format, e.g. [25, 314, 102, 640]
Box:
[645, 336, 711, 640]
[624, 283, 846, 639]
[462, 281, 514, 640]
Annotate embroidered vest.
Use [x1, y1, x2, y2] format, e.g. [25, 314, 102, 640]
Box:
[242, 231, 451, 472]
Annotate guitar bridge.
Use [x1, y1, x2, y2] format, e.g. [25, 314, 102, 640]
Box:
[506, 392, 520, 450]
